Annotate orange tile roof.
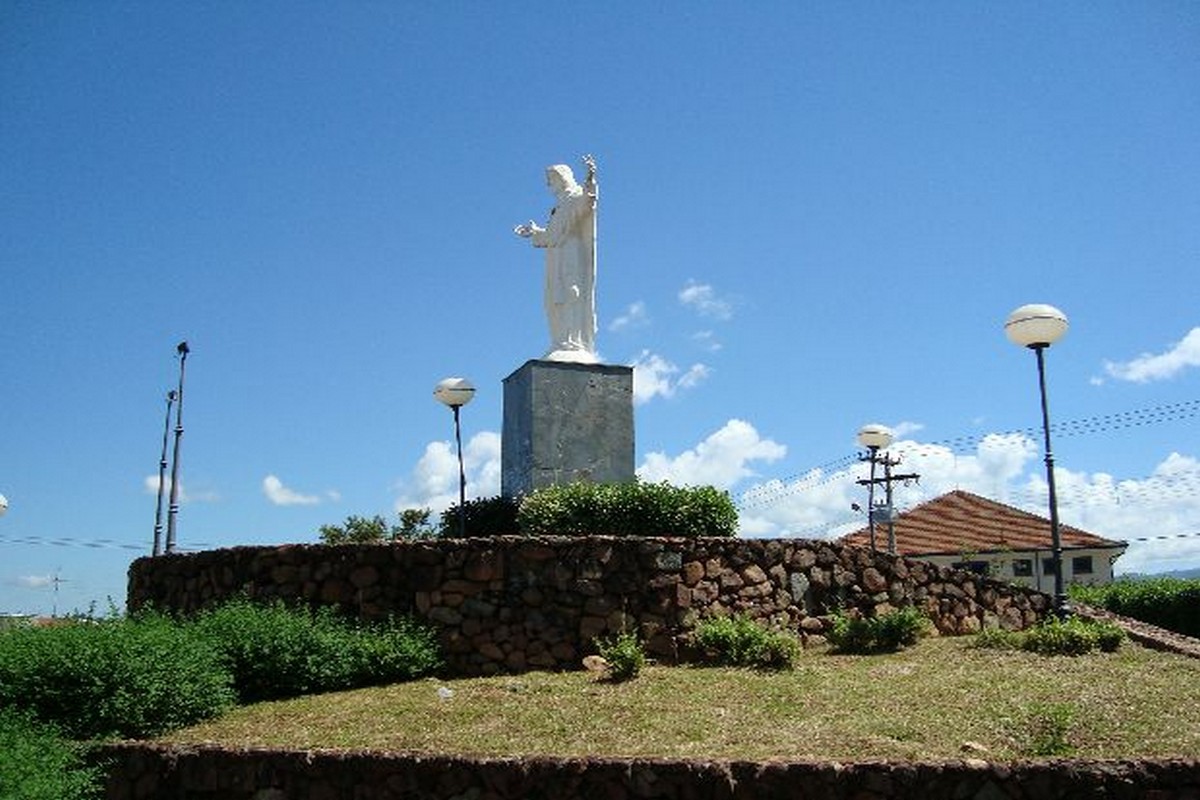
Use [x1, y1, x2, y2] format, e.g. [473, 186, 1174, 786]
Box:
[840, 489, 1126, 556]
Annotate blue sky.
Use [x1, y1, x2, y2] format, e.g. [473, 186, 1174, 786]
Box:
[2, 3, 1197, 615]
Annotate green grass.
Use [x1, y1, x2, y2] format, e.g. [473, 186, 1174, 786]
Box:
[159, 637, 1200, 761]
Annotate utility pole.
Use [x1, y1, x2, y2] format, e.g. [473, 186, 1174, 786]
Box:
[165, 341, 189, 554]
[152, 390, 177, 556]
[856, 452, 919, 555]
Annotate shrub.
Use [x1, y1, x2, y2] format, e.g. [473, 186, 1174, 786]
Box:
[1070, 577, 1200, 638]
[0, 612, 234, 739]
[1022, 617, 1125, 656]
[0, 709, 101, 799]
[518, 481, 738, 538]
[693, 614, 800, 670]
[594, 631, 646, 682]
[827, 607, 929, 654]
[1022, 702, 1077, 757]
[439, 495, 520, 537]
[971, 626, 1025, 650]
[190, 599, 442, 703]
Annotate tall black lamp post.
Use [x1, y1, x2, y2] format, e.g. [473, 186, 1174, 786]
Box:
[165, 341, 190, 554]
[1005, 303, 1070, 617]
[433, 377, 475, 538]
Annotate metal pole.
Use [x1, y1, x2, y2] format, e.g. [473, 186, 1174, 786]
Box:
[165, 341, 189, 554]
[866, 446, 878, 553]
[152, 390, 177, 556]
[884, 457, 897, 556]
[453, 404, 467, 538]
[1033, 344, 1068, 617]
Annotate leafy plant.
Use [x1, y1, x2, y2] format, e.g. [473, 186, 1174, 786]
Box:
[518, 480, 738, 538]
[1022, 617, 1124, 656]
[439, 495, 520, 537]
[693, 614, 800, 670]
[826, 607, 930, 654]
[190, 598, 442, 703]
[1022, 702, 1077, 756]
[971, 626, 1025, 650]
[0, 709, 101, 799]
[0, 611, 234, 739]
[1071, 577, 1200, 638]
[594, 631, 646, 682]
[318, 509, 438, 543]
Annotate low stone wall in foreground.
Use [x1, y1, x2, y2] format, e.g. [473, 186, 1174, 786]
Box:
[128, 537, 1051, 675]
[95, 743, 1200, 800]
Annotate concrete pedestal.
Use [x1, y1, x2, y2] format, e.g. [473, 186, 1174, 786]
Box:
[501, 359, 634, 498]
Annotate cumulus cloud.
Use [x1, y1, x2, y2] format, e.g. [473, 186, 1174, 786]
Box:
[1102, 326, 1200, 383]
[678, 281, 734, 320]
[731, 429, 1200, 575]
[638, 419, 786, 489]
[608, 301, 649, 332]
[393, 431, 502, 514]
[262, 475, 321, 506]
[15, 575, 54, 589]
[142, 475, 219, 504]
[691, 330, 723, 352]
[629, 350, 710, 405]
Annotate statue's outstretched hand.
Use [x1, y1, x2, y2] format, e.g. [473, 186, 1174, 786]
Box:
[514, 221, 542, 238]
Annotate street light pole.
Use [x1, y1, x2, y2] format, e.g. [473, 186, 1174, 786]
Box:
[434, 377, 476, 538]
[165, 341, 189, 554]
[1005, 304, 1069, 617]
[152, 389, 177, 556]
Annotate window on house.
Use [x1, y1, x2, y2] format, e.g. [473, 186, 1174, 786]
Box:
[1072, 555, 1094, 575]
[952, 560, 990, 575]
[1042, 558, 1059, 576]
[1012, 559, 1033, 577]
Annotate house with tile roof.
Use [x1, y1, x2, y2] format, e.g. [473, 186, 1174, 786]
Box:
[840, 489, 1127, 593]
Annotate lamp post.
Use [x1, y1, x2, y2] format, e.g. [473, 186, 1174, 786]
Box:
[856, 424, 894, 554]
[1005, 303, 1070, 617]
[434, 377, 475, 538]
[152, 390, 177, 556]
[165, 341, 189, 554]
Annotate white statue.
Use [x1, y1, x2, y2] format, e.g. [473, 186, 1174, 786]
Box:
[514, 155, 598, 363]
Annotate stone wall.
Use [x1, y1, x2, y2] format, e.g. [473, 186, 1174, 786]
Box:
[128, 537, 1050, 675]
[95, 742, 1200, 799]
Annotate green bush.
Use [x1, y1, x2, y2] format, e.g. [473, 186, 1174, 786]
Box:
[693, 614, 800, 670]
[439, 495, 520, 537]
[0, 709, 101, 799]
[518, 481, 738, 538]
[594, 631, 646, 682]
[1070, 578, 1200, 638]
[191, 599, 442, 703]
[971, 626, 1025, 650]
[826, 607, 930, 654]
[1021, 617, 1125, 656]
[1022, 702, 1077, 757]
[0, 613, 234, 739]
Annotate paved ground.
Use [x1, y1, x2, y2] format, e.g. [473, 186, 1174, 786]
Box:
[1075, 603, 1200, 659]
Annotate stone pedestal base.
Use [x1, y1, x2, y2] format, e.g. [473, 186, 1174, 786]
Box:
[501, 359, 634, 498]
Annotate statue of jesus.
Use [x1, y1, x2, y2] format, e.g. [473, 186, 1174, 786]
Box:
[514, 155, 598, 363]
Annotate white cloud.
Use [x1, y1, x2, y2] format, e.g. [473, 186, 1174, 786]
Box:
[141, 475, 219, 504]
[393, 431, 502, 515]
[691, 330, 723, 352]
[638, 419, 786, 489]
[16, 575, 54, 589]
[608, 301, 649, 332]
[262, 475, 321, 506]
[1102, 326, 1200, 383]
[678, 281, 733, 320]
[731, 430, 1200, 575]
[629, 350, 710, 405]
